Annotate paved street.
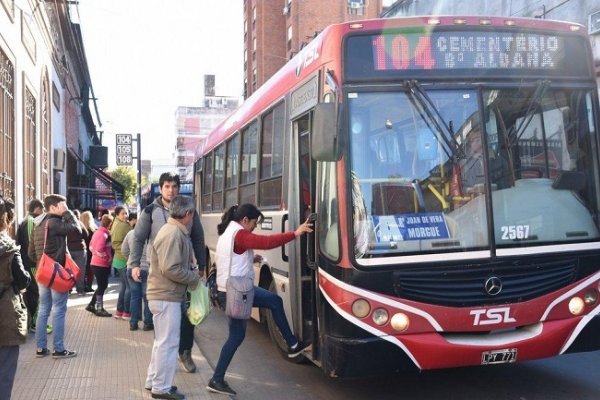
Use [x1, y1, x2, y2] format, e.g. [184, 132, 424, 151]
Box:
[12, 278, 600, 400]
[12, 280, 218, 400]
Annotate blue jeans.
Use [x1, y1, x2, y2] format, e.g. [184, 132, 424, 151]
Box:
[116, 268, 130, 313]
[127, 269, 152, 326]
[0, 345, 19, 400]
[212, 286, 297, 383]
[35, 285, 69, 352]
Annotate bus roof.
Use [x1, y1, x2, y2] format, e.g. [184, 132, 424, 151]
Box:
[197, 15, 587, 157]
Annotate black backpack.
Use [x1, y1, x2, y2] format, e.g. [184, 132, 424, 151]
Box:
[205, 268, 223, 310]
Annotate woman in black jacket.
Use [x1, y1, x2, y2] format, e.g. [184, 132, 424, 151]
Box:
[0, 196, 31, 400]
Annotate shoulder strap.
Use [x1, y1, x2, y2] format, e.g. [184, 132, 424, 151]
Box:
[27, 215, 34, 240]
[143, 203, 155, 225]
[43, 219, 48, 252]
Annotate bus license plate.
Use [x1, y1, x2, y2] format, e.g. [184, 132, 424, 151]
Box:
[481, 348, 517, 365]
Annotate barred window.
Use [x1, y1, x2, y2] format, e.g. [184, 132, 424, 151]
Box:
[23, 86, 36, 210]
[0, 48, 15, 201]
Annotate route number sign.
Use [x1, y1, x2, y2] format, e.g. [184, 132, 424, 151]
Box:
[116, 134, 133, 166]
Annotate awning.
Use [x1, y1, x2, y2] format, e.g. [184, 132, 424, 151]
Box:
[67, 147, 124, 200]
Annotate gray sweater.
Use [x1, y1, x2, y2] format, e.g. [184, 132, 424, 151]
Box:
[127, 196, 206, 270]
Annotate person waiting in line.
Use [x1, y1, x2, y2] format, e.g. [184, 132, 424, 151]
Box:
[122, 213, 154, 331]
[15, 198, 44, 332]
[145, 195, 200, 400]
[207, 204, 313, 396]
[0, 196, 31, 400]
[111, 206, 132, 319]
[129, 172, 206, 374]
[79, 210, 97, 292]
[86, 214, 113, 317]
[67, 209, 87, 296]
[29, 194, 81, 359]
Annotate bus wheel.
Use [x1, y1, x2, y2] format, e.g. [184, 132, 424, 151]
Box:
[266, 280, 305, 363]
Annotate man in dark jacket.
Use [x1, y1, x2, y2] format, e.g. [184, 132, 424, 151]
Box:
[28, 194, 81, 359]
[15, 198, 43, 332]
[67, 209, 87, 295]
[129, 172, 206, 374]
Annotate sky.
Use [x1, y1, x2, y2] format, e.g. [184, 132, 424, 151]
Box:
[76, 0, 244, 166]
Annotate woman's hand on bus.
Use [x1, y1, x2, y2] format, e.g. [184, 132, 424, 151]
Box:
[294, 219, 314, 237]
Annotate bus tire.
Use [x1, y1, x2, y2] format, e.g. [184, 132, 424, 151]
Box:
[266, 280, 305, 364]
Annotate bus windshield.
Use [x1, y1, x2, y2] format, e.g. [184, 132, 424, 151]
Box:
[348, 85, 600, 258]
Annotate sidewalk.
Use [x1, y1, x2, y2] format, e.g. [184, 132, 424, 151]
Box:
[12, 280, 218, 400]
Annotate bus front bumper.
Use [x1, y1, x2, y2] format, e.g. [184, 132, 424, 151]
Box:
[320, 313, 600, 377]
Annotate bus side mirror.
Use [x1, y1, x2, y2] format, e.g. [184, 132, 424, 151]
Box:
[312, 102, 340, 161]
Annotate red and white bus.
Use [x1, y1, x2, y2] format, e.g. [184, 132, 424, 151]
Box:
[194, 16, 600, 377]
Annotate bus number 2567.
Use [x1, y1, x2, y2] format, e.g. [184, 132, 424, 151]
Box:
[500, 225, 530, 240]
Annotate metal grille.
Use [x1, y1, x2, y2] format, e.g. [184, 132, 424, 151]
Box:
[393, 259, 577, 307]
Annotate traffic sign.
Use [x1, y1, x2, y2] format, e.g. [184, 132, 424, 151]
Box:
[116, 134, 132, 145]
[115, 134, 133, 165]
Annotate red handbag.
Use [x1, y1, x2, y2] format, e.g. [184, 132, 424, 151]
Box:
[35, 221, 81, 293]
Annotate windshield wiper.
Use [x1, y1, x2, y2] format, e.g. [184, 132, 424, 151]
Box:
[405, 80, 463, 160]
[508, 80, 549, 147]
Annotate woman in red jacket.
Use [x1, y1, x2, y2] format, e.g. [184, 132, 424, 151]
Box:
[207, 204, 312, 396]
[86, 214, 113, 317]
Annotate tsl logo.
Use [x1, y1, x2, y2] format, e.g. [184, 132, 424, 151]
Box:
[295, 38, 322, 77]
[470, 307, 516, 326]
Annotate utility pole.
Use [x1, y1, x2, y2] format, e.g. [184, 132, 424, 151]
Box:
[134, 133, 142, 212]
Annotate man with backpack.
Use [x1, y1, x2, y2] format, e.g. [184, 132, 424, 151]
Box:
[16, 198, 44, 332]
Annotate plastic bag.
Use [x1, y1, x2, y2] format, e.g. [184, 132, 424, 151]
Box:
[187, 280, 211, 325]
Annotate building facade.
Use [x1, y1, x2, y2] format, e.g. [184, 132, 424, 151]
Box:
[175, 100, 239, 180]
[0, 0, 120, 220]
[243, 0, 394, 98]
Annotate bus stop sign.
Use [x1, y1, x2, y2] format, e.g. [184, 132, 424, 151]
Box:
[115, 134, 133, 166]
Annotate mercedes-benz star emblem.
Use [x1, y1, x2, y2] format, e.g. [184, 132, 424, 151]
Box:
[484, 276, 503, 296]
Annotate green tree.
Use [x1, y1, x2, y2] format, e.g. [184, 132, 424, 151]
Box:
[110, 166, 138, 205]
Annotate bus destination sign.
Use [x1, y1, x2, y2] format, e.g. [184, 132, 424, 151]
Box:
[371, 31, 563, 71]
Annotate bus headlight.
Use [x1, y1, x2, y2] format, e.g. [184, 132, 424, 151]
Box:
[352, 299, 370, 318]
[568, 297, 585, 315]
[390, 313, 410, 332]
[372, 308, 389, 326]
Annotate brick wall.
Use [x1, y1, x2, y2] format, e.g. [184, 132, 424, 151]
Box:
[244, 0, 384, 98]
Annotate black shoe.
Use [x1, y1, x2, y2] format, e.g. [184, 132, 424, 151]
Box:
[52, 350, 77, 359]
[143, 323, 154, 331]
[178, 350, 196, 373]
[84, 286, 94, 293]
[206, 379, 237, 395]
[151, 387, 185, 399]
[95, 308, 112, 317]
[288, 341, 309, 358]
[130, 324, 138, 331]
[85, 304, 96, 314]
[145, 385, 177, 392]
[36, 348, 50, 358]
